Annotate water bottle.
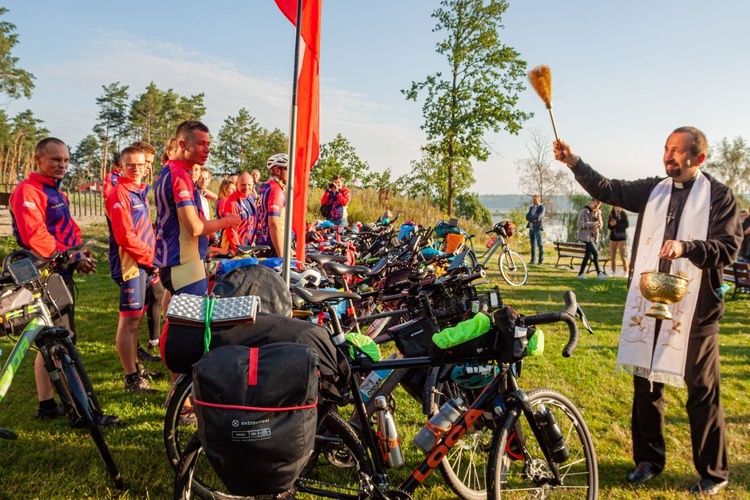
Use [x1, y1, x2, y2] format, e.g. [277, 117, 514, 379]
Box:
[534, 405, 569, 463]
[413, 397, 464, 453]
[374, 396, 404, 468]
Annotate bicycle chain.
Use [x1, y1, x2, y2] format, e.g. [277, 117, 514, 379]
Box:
[296, 476, 360, 494]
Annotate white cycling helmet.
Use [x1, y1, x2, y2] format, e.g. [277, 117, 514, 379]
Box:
[267, 153, 289, 170]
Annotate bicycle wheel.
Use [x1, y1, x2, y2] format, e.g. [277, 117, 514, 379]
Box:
[486, 388, 598, 499]
[498, 249, 528, 286]
[428, 372, 495, 500]
[54, 346, 123, 490]
[164, 373, 195, 471]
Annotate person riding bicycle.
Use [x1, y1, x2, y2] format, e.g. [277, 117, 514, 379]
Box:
[255, 153, 288, 258]
[9, 137, 118, 425]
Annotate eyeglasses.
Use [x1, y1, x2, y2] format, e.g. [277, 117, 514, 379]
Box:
[123, 163, 147, 170]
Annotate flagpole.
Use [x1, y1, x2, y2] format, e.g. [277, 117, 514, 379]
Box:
[282, 0, 304, 287]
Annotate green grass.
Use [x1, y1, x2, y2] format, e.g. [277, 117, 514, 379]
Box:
[0, 228, 748, 499]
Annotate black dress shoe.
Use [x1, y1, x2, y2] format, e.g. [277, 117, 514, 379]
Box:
[689, 478, 728, 495]
[627, 461, 660, 484]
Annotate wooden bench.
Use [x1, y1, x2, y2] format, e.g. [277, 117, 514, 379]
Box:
[722, 261, 750, 299]
[553, 241, 611, 274]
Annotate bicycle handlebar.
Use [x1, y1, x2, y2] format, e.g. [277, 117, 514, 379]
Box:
[520, 290, 579, 358]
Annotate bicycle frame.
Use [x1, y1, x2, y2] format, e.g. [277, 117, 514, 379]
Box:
[0, 299, 54, 403]
[479, 234, 507, 268]
[298, 354, 509, 498]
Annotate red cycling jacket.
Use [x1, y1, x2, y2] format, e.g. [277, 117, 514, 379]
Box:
[10, 172, 82, 259]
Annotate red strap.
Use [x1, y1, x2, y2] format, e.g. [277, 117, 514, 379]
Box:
[194, 398, 318, 412]
[248, 347, 258, 386]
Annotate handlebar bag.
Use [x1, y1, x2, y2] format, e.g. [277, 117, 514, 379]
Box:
[193, 343, 318, 496]
[492, 306, 535, 362]
[390, 316, 440, 357]
[429, 312, 492, 361]
[0, 287, 35, 335]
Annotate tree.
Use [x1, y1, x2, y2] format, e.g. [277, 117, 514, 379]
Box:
[310, 134, 370, 188]
[129, 83, 207, 172]
[703, 136, 750, 196]
[516, 127, 570, 200]
[93, 82, 129, 181]
[0, 8, 34, 100]
[5, 109, 48, 183]
[455, 191, 492, 225]
[403, 0, 531, 215]
[212, 108, 264, 174]
[212, 109, 288, 175]
[69, 135, 102, 188]
[399, 145, 474, 211]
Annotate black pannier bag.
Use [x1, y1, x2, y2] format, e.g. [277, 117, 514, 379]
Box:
[390, 316, 440, 357]
[163, 312, 349, 399]
[193, 343, 319, 496]
[212, 264, 292, 317]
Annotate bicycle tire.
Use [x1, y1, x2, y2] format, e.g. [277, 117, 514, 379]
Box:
[164, 373, 194, 471]
[486, 388, 598, 499]
[498, 250, 528, 286]
[177, 409, 373, 499]
[428, 373, 495, 500]
[56, 347, 123, 490]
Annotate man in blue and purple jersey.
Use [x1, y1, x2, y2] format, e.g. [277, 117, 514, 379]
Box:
[105, 145, 157, 393]
[153, 120, 238, 297]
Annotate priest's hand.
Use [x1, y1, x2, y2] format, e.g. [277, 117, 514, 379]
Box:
[659, 240, 685, 260]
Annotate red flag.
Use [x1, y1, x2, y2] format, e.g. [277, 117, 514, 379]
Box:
[275, 0, 321, 264]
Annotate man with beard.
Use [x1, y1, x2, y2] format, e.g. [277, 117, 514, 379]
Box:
[554, 126, 741, 495]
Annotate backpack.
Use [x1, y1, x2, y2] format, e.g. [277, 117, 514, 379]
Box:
[320, 198, 334, 218]
[192, 343, 319, 496]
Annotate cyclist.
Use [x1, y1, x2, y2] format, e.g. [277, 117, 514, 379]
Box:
[153, 120, 239, 299]
[219, 172, 257, 252]
[255, 153, 288, 258]
[105, 145, 158, 393]
[9, 137, 118, 424]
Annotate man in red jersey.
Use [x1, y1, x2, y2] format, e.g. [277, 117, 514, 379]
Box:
[105, 145, 157, 393]
[10, 138, 118, 425]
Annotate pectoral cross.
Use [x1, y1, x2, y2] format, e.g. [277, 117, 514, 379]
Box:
[666, 210, 675, 225]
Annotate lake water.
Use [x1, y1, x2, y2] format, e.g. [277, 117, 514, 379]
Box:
[492, 212, 638, 244]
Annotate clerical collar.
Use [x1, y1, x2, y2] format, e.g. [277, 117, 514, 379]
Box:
[673, 178, 695, 190]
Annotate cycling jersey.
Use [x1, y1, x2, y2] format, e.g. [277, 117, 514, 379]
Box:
[255, 177, 286, 249]
[153, 159, 207, 268]
[219, 190, 257, 251]
[10, 172, 82, 259]
[102, 169, 122, 199]
[105, 177, 155, 281]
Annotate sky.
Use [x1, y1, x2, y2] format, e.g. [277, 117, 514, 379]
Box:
[3, 1, 749, 195]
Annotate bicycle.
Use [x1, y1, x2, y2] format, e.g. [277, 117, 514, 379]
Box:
[0, 243, 123, 490]
[467, 221, 528, 287]
[174, 286, 597, 499]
